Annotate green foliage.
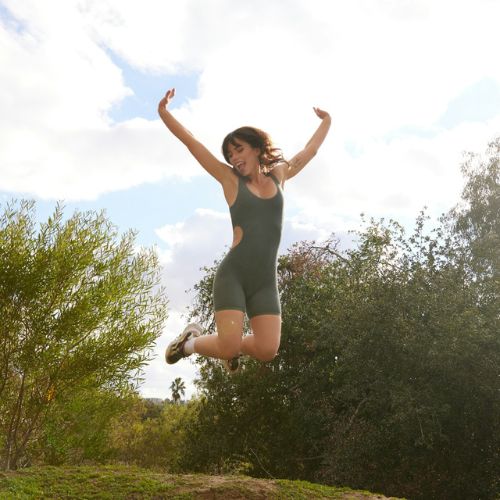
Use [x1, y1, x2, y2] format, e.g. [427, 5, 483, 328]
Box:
[108, 398, 200, 471]
[36, 386, 131, 466]
[180, 139, 500, 500]
[0, 201, 168, 470]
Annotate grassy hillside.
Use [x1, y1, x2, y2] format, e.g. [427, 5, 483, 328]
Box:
[0, 465, 405, 499]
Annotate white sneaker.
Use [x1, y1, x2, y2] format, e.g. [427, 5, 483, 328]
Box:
[165, 323, 203, 364]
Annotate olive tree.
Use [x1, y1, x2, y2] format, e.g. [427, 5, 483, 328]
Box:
[0, 200, 167, 470]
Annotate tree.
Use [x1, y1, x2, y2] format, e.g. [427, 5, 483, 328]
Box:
[170, 378, 186, 404]
[180, 139, 500, 499]
[37, 386, 131, 465]
[444, 137, 499, 316]
[108, 396, 200, 470]
[0, 200, 168, 470]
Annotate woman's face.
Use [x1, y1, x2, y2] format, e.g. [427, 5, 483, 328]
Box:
[226, 139, 261, 176]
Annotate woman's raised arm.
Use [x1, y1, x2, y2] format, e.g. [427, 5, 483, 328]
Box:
[158, 88, 232, 184]
[283, 107, 331, 181]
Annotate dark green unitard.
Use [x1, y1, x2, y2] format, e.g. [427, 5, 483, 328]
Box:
[213, 172, 284, 318]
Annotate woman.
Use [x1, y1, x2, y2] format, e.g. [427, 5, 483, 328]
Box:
[160, 88, 331, 372]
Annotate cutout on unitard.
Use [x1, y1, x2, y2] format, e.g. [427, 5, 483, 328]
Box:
[231, 225, 244, 249]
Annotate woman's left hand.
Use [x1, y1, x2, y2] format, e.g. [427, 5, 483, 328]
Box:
[313, 107, 330, 120]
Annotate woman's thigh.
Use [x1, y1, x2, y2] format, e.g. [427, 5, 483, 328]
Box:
[249, 314, 281, 359]
[215, 309, 245, 353]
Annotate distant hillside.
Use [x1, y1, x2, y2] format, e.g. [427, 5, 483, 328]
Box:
[0, 465, 406, 499]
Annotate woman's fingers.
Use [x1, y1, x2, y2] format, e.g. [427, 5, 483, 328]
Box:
[313, 106, 330, 119]
[158, 88, 176, 112]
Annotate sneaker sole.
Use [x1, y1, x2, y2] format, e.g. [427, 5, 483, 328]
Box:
[165, 323, 203, 364]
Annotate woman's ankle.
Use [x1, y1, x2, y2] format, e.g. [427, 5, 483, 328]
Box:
[183, 337, 196, 355]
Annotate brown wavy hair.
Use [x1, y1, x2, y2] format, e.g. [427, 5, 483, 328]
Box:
[222, 126, 287, 176]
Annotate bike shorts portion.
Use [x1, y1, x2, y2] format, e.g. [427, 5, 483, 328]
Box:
[213, 243, 281, 319]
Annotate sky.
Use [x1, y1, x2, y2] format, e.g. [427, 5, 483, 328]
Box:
[1, 0, 499, 400]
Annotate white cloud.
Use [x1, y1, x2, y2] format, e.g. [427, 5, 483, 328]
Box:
[2, 0, 499, 202]
[0, 1, 200, 200]
[0, 117, 200, 199]
[284, 116, 500, 233]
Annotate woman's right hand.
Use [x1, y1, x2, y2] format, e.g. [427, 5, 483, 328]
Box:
[158, 88, 175, 114]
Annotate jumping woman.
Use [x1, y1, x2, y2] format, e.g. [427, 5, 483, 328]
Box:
[160, 88, 331, 373]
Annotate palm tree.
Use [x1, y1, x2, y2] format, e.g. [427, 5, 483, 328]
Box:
[170, 377, 186, 404]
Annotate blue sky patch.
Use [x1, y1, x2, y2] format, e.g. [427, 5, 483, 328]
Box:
[0, 2, 27, 34]
[438, 77, 500, 129]
[344, 140, 364, 158]
[382, 77, 500, 143]
[383, 125, 439, 143]
[1, 176, 227, 248]
[107, 51, 201, 122]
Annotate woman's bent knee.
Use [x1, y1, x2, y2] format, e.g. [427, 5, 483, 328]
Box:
[255, 346, 279, 362]
[217, 338, 241, 360]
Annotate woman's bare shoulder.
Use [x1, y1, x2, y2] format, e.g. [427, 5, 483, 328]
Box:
[271, 162, 289, 186]
[221, 167, 240, 207]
